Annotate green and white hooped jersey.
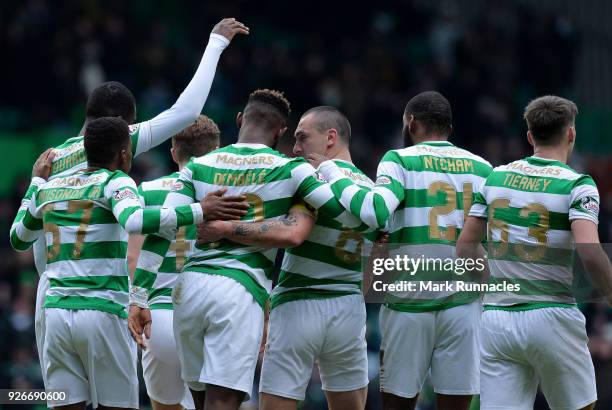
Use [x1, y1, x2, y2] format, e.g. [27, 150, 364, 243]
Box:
[50, 125, 144, 178]
[23, 125, 146, 275]
[10, 169, 202, 318]
[469, 156, 600, 310]
[133, 143, 366, 309]
[319, 141, 493, 312]
[138, 172, 196, 310]
[271, 160, 375, 309]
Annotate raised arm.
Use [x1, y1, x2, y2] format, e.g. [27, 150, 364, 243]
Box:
[132, 18, 249, 156]
[311, 151, 405, 230]
[197, 201, 316, 248]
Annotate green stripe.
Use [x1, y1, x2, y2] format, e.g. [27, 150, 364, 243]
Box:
[388, 226, 461, 245]
[44, 295, 127, 318]
[149, 287, 172, 300]
[188, 251, 275, 279]
[174, 204, 195, 227]
[23, 211, 43, 231]
[394, 155, 492, 177]
[45, 207, 116, 226]
[133, 268, 156, 289]
[286, 239, 363, 271]
[191, 162, 297, 186]
[187, 266, 269, 308]
[277, 270, 361, 289]
[485, 171, 574, 194]
[385, 291, 479, 312]
[487, 242, 574, 266]
[10, 230, 34, 251]
[271, 289, 359, 309]
[159, 257, 180, 273]
[37, 185, 104, 204]
[141, 190, 170, 207]
[250, 197, 294, 219]
[49, 275, 128, 292]
[378, 176, 405, 203]
[297, 175, 323, 197]
[490, 205, 570, 231]
[141, 235, 172, 258]
[483, 302, 576, 311]
[402, 188, 472, 209]
[47, 241, 127, 263]
[524, 156, 575, 171]
[141, 209, 161, 233]
[150, 303, 174, 310]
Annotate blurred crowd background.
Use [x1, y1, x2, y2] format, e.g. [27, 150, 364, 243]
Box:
[1, 0, 612, 409]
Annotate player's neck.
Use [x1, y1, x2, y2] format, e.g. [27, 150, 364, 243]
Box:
[328, 146, 352, 163]
[85, 163, 113, 172]
[532, 146, 569, 164]
[237, 125, 274, 147]
[411, 135, 448, 145]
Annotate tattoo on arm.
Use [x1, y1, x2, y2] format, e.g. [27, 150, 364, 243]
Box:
[232, 211, 305, 237]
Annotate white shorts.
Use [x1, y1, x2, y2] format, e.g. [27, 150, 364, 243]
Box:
[43, 308, 138, 409]
[259, 294, 368, 401]
[481, 307, 597, 410]
[142, 309, 195, 409]
[34, 272, 49, 388]
[173, 271, 264, 400]
[379, 301, 480, 398]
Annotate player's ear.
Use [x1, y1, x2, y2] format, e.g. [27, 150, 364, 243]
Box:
[236, 112, 243, 129]
[278, 126, 288, 138]
[408, 114, 416, 135]
[170, 147, 179, 165]
[327, 129, 337, 148]
[526, 131, 535, 147]
[567, 125, 576, 144]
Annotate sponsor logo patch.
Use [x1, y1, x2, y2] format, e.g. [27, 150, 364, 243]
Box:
[315, 171, 327, 183]
[580, 196, 599, 214]
[129, 124, 140, 135]
[113, 188, 138, 201]
[171, 181, 184, 192]
[376, 176, 391, 185]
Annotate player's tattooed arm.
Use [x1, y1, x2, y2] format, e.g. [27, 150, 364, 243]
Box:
[197, 202, 316, 248]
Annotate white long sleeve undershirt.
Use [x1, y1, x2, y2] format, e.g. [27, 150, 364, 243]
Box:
[133, 33, 230, 156]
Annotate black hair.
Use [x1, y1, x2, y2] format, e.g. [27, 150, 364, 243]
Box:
[84, 117, 130, 166]
[242, 89, 291, 130]
[86, 81, 136, 123]
[404, 91, 452, 137]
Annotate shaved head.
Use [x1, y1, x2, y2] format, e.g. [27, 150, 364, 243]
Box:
[300, 106, 351, 144]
